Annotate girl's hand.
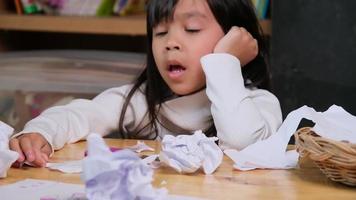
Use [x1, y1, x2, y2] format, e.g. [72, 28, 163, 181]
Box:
[214, 26, 258, 66]
[9, 133, 52, 167]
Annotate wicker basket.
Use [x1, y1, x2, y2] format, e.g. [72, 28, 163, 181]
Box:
[294, 127, 356, 186]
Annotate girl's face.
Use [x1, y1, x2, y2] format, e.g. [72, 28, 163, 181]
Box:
[152, 0, 224, 95]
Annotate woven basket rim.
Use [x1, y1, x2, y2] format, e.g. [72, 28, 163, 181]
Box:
[294, 127, 356, 186]
[297, 127, 356, 145]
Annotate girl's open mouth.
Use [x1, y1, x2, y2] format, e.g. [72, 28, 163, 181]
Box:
[168, 64, 186, 79]
[169, 65, 186, 73]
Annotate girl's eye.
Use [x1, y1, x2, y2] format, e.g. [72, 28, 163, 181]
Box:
[185, 29, 201, 33]
[155, 31, 168, 37]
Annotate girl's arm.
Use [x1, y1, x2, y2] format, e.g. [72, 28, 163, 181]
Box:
[10, 85, 142, 166]
[201, 53, 282, 150]
[201, 26, 282, 150]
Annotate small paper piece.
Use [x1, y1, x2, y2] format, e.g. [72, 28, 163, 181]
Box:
[128, 140, 155, 153]
[0, 121, 19, 178]
[0, 179, 85, 200]
[159, 130, 223, 174]
[225, 105, 356, 171]
[82, 134, 167, 200]
[46, 160, 83, 173]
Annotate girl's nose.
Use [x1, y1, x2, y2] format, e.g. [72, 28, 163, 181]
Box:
[165, 41, 181, 51]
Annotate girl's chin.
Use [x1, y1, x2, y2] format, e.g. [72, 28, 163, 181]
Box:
[169, 85, 205, 96]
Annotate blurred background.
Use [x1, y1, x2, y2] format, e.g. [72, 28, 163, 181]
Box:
[271, 0, 356, 118]
[0, 0, 355, 133]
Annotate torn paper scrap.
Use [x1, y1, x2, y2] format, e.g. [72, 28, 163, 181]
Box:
[128, 140, 155, 153]
[0, 121, 19, 178]
[46, 160, 83, 173]
[225, 105, 356, 171]
[83, 133, 167, 200]
[159, 130, 223, 174]
[142, 154, 161, 169]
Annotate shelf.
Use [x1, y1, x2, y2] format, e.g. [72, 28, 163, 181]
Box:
[0, 50, 145, 93]
[0, 14, 271, 36]
[0, 14, 147, 36]
[259, 19, 271, 36]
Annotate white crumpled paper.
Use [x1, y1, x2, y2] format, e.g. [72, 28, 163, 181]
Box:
[225, 105, 356, 171]
[82, 134, 167, 200]
[0, 121, 19, 178]
[159, 130, 223, 174]
[311, 105, 356, 143]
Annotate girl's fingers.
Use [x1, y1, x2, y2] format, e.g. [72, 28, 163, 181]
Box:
[10, 133, 50, 167]
[19, 136, 35, 162]
[41, 153, 49, 163]
[41, 144, 52, 159]
[32, 149, 46, 167]
[9, 138, 25, 162]
[31, 138, 48, 167]
[11, 161, 23, 168]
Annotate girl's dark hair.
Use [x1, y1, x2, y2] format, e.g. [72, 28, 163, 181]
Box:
[117, 0, 270, 139]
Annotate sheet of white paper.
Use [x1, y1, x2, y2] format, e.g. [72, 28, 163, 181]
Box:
[0, 179, 205, 200]
[159, 130, 223, 174]
[0, 121, 19, 178]
[0, 179, 85, 200]
[46, 160, 83, 173]
[225, 105, 356, 171]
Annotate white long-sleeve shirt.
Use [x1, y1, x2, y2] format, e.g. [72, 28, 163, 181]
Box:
[14, 53, 282, 151]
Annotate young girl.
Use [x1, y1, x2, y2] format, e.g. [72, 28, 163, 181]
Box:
[10, 0, 282, 167]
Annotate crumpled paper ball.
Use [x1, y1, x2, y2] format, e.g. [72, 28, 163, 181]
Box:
[82, 134, 167, 200]
[159, 130, 223, 174]
[0, 121, 19, 178]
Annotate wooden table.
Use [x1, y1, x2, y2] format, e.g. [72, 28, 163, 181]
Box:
[1, 139, 355, 199]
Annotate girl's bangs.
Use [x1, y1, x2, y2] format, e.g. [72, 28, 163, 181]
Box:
[147, 0, 178, 27]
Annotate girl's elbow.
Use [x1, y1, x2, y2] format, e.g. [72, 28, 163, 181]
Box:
[218, 123, 272, 150]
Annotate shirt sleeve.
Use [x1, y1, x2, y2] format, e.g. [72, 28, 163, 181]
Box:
[12, 85, 137, 151]
[201, 53, 282, 150]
